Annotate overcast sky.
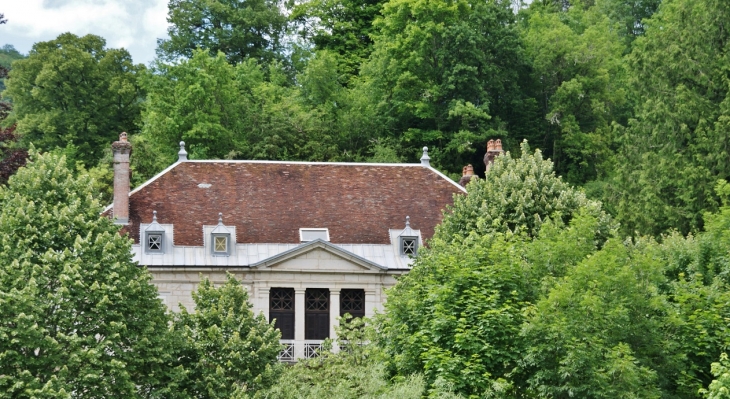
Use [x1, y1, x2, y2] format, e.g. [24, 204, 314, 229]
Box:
[0, 0, 170, 65]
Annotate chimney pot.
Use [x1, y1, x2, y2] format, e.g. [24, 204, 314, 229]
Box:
[458, 164, 476, 187]
[111, 132, 132, 224]
[483, 138, 505, 173]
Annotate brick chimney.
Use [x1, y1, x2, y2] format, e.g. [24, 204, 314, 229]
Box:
[111, 132, 132, 224]
[483, 139, 504, 173]
[458, 164, 476, 187]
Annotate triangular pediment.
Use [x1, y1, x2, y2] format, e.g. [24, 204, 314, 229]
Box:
[250, 240, 386, 272]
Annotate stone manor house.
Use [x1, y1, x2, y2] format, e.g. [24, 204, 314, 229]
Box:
[105, 133, 502, 360]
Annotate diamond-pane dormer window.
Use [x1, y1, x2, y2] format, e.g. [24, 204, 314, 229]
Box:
[401, 237, 417, 255]
[144, 211, 165, 254]
[148, 234, 162, 251]
[214, 236, 227, 252]
[210, 213, 232, 256]
[397, 216, 419, 257]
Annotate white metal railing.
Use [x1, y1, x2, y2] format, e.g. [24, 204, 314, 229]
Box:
[277, 340, 326, 361]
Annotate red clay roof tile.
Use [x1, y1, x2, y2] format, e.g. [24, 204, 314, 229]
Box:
[114, 161, 464, 245]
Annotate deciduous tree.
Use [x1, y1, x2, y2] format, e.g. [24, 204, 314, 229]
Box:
[3, 33, 144, 167]
[0, 150, 182, 398]
[157, 0, 288, 65]
[172, 274, 281, 398]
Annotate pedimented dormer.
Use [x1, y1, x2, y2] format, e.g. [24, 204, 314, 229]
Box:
[205, 213, 236, 257]
[141, 211, 174, 255]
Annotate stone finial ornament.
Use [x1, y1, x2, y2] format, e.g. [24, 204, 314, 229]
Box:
[420, 146, 430, 166]
[178, 141, 188, 161]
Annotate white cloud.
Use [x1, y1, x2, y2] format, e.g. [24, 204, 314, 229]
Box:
[0, 0, 170, 65]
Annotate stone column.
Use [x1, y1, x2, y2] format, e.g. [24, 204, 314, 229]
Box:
[257, 286, 270, 321]
[365, 290, 376, 318]
[294, 288, 306, 354]
[329, 289, 340, 341]
[111, 132, 132, 224]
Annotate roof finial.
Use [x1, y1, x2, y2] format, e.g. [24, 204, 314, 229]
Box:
[405, 215, 411, 228]
[420, 146, 430, 166]
[218, 212, 223, 225]
[178, 141, 188, 161]
[152, 210, 158, 222]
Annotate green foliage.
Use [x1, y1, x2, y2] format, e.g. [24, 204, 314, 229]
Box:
[291, 0, 385, 78]
[377, 141, 615, 396]
[436, 140, 612, 242]
[158, 0, 288, 65]
[0, 149, 181, 398]
[701, 354, 730, 399]
[522, 239, 669, 398]
[0, 44, 25, 93]
[3, 33, 144, 167]
[359, 0, 537, 171]
[257, 316, 461, 399]
[520, 2, 629, 184]
[173, 274, 282, 398]
[609, 0, 730, 237]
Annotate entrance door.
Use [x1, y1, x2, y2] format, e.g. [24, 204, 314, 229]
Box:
[269, 288, 295, 339]
[305, 288, 329, 340]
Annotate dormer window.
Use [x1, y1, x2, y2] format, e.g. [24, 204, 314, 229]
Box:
[300, 228, 329, 242]
[144, 211, 165, 254]
[398, 216, 419, 257]
[401, 237, 418, 255]
[211, 213, 232, 256]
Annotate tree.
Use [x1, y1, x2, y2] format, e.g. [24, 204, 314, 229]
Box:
[157, 0, 288, 65]
[608, 0, 730, 237]
[173, 274, 281, 397]
[3, 33, 144, 167]
[137, 50, 347, 182]
[359, 0, 539, 172]
[0, 44, 25, 93]
[0, 13, 5, 24]
[519, 2, 629, 184]
[701, 354, 730, 399]
[0, 150, 182, 398]
[290, 0, 385, 78]
[522, 239, 670, 398]
[256, 316, 456, 399]
[436, 140, 613, 242]
[379, 142, 613, 396]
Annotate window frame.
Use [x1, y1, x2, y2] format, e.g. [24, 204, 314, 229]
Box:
[400, 236, 418, 256]
[211, 233, 231, 256]
[299, 228, 330, 242]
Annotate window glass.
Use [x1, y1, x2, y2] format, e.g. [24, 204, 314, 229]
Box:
[148, 234, 162, 251]
[300, 229, 329, 242]
[401, 237, 417, 255]
[214, 236, 227, 252]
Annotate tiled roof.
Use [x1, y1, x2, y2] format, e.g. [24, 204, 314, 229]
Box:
[113, 161, 464, 245]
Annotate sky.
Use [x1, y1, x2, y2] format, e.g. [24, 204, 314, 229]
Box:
[0, 0, 170, 65]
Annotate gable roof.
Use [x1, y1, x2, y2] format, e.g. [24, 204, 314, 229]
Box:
[111, 160, 465, 246]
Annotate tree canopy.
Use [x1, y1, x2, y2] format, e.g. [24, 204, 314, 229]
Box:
[157, 0, 288, 65]
[0, 149, 180, 398]
[3, 33, 144, 167]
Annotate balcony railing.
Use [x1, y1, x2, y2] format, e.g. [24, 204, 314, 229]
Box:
[278, 340, 326, 361]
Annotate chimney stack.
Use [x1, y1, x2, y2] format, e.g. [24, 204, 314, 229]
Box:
[483, 139, 504, 173]
[112, 132, 132, 224]
[458, 164, 475, 187]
